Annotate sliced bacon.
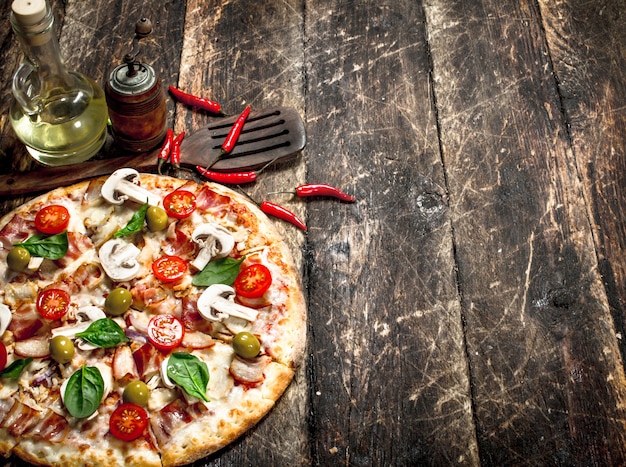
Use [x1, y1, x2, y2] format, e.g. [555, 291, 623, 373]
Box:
[54, 231, 94, 268]
[1, 400, 39, 437]
[236, 295, 272, 310]
[130, 282, 170, 314]
[132, 343, 164, 380]
[43, 277, 80, 296]
[163, 227, 196, 258]
[0, 398, 15, 421]
[149, 399, 208, 447]
[14, 336, 50, 358]
[113, 344, 139, 380]
[177, 180, 199, 193]
[3, 281, 38, 306]
[180, 295, 212, 333]
[181, 331, 215, 349]
[229, 355, 271, 384]
[26, 409, 69, 442]
[8, 302, 45, 341]
[127, 309, 151, 334]
[195, 186, 231, 212]
[71, 262, 104, 290]
[0, 214, 36, 246]
[82, 178, 106, 206]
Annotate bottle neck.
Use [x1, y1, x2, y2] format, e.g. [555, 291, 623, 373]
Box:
[11, 4, 74, 89]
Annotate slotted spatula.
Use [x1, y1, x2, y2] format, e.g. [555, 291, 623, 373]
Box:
[0, 106, 305, 196]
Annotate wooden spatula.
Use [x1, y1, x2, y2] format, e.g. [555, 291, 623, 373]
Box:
[0, 107, 305, 197]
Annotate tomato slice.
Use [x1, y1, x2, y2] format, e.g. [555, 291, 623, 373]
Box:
[147, 314, 185, 351]
[152, 255, 187, 283]
[163, 190, 196, 219]
[35, 205, 70, 235]
[36, 288, 70, 320]
[0, 342, 7, 371]
[233, 264, 272, 298]
[109, 403, 148, 441]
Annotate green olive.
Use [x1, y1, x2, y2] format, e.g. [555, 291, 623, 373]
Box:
[123, 380, 150, 406]
[7, 246, 31, 272]
[232, 332, 261, 359]
[49, 335, 75, 364]
[146, 206, 168, 232]
[105, 288, 133, 316]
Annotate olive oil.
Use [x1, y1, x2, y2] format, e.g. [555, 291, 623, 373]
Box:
[10, 0, 108, 166]
[10, 75, 108, 166]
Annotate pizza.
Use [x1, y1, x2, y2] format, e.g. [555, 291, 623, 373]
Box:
[0, 169, 306, 466]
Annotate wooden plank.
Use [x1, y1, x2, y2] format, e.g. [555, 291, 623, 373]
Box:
[175, 1, 309, 465]
[424, 0, 626, 464]
[538, 0, 626, 365]
[304, 1, 478, 465]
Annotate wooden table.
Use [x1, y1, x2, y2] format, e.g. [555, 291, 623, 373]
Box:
[1, 0, 625, 465]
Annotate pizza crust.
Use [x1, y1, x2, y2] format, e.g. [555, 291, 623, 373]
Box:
[160, 362, 294, 466]
[14, 438, 162, 467]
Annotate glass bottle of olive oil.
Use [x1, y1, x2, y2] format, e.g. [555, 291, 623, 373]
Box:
[9, 0, 108, 166]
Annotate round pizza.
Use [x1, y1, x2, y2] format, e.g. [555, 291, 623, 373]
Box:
[0, 169, 306, 467]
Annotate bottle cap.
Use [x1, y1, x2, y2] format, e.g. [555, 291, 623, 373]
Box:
[11, 0, 47, 26]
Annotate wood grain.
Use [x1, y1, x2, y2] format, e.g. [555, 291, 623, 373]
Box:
[539, 0, 626, 366]
[425, 0, 626, 464]
[304, 1, 478, 465]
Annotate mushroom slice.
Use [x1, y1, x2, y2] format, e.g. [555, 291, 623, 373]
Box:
[197, 284, 258, 322]
[98, 238, 141, 282]
[159, 357, 176, 389]
[100, 168, 160, 206]
[51, 306, 106, 338]
[190, 224, 235, 271]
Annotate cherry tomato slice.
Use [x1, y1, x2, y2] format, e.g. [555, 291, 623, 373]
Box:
[109, 403, 148, 441]
[233, 264, 272, 298]
[0, 342, 7, 371]
[36, 288, 70, 320]
[147, 314, 185, 351]
[163, 190, 196, 219]
[35, 205, 70, 235]
[152, 255, 187, 283]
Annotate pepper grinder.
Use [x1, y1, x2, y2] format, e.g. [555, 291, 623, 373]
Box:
[105, 18, 166, 153]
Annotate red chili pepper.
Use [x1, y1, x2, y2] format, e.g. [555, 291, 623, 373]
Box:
[260, 201, 306, 231]
[170, 131, 185, 168]
[168, 86, 223, 115]
[195, 166, 257, 184]
[295, 184, 356, 202]
[221, 105, 251, 154]
[157, 128, 174, 174]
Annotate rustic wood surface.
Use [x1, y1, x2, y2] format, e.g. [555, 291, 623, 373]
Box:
[0, 0, 625, 465]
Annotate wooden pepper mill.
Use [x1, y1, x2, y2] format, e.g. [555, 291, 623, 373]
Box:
[105, 18, 166, 153]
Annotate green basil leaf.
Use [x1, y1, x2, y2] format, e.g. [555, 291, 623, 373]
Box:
[114, 202, 149, 238]
[64, 365, 104, 419]
[166, 352, 210, 402]
[192, 257, 244, 287]
[0, 357, 33, 378]
[76, 318, 129, 348]
[15, 232, 68, 260]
